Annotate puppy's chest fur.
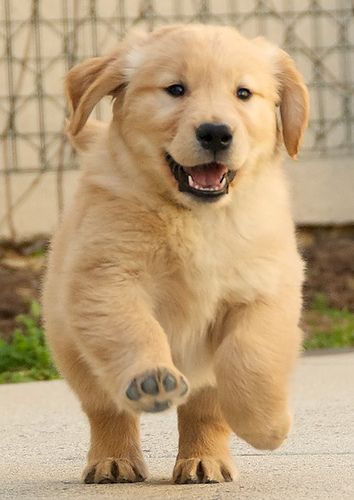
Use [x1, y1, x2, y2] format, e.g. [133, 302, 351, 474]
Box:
[150, 208, 281, 387]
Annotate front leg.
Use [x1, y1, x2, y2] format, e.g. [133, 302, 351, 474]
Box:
[215, 289, 302, 450]
[67, 267, 189, 414]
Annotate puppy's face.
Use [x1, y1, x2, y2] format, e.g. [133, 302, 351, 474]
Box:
[67, 25, 309, 207]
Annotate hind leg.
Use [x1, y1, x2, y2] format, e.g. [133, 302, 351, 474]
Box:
[83, 409, 147, 484]
[173, 387, 236, 484]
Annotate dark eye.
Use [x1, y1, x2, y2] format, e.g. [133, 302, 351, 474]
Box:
[165, 84, 185, 97]
[236, 87, 252, 100]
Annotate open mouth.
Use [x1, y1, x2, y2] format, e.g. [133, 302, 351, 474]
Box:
[165, 153, 236, 201]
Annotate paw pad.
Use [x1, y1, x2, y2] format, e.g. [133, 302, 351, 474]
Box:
[125, 367, 189, 413]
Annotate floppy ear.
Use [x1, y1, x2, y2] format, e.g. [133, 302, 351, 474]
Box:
[253, 37, 309, 158]
[66, 53, 124, 135]
[276, 50, 309, 159]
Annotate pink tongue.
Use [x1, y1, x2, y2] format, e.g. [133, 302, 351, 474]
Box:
[185, 163, 227, 187]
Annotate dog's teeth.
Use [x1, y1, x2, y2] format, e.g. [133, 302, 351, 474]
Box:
[187, 174, 227, 192]
[189, 178, 220, 191]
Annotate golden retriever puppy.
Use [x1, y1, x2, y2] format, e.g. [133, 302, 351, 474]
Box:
[42, 24, 309, 485]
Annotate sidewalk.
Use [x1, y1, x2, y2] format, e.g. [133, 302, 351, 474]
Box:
[1, 352, 353, 499]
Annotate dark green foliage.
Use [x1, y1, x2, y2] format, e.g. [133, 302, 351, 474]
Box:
[0, 302, 59, 383]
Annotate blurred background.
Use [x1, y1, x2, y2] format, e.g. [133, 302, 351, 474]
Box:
[0, 0, 353, 382]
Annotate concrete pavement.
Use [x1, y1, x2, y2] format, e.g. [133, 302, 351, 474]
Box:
[0, 352, 353, 499]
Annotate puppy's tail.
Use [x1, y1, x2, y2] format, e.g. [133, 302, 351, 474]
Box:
[65, 118, 108, 153]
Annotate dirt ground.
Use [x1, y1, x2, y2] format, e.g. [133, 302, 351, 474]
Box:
[302, 237, 354, 311]
[0, 240, 47, 341]
[0, 231, 353, 341]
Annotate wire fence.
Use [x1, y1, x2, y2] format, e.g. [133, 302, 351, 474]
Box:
[1, 0, 353, 239]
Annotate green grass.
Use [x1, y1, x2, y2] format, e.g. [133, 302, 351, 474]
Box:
[0, 302, 59, 383]
[303, 294, 354, 350]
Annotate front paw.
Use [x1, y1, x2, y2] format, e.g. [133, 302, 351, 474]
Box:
[125, 366, 189, 413]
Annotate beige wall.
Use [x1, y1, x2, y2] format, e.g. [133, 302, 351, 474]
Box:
[0, 170, 79, 239]
[286, 157, 354, 226]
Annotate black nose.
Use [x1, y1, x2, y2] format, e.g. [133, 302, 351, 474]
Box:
[196, 123, 233, 153]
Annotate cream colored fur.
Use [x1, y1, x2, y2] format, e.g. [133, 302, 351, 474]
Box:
[42, 24, 309, 485]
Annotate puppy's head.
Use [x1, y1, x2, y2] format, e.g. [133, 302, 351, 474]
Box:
[66, 25, 309, 207]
